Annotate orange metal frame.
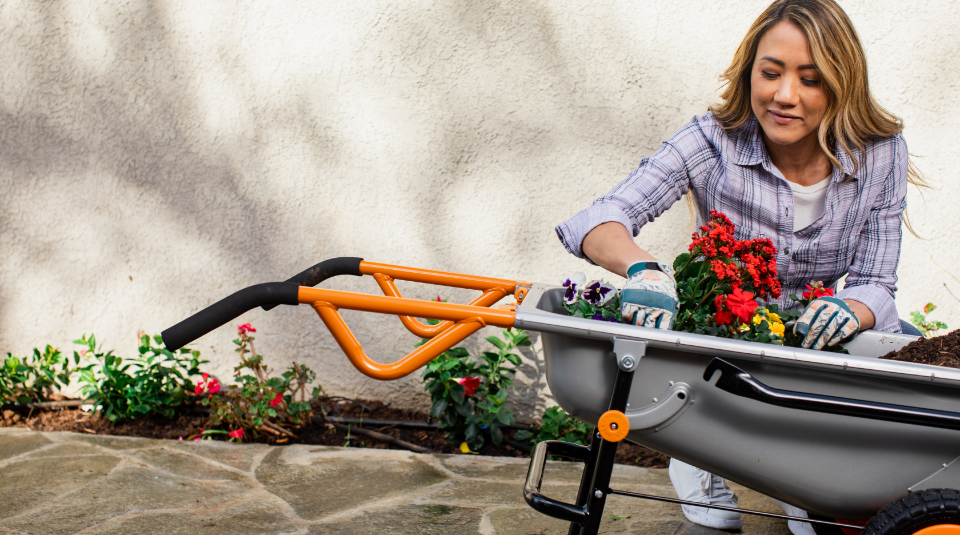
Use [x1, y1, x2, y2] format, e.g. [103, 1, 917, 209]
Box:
[298, 261, 530, 381]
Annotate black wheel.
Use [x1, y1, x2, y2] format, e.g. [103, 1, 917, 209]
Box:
[863, 489, 960, 535]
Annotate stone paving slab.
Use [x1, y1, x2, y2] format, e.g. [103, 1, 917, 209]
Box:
[0, 428, 790, 534]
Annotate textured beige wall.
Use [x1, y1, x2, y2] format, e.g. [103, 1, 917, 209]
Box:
[2, 0, 958, 418]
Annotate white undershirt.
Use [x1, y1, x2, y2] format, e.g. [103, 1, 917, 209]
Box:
[788, 177, 830, 232]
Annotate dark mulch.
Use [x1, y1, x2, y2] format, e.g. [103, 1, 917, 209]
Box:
[880, 329, 960, 368]
[0, 395, 670, 469]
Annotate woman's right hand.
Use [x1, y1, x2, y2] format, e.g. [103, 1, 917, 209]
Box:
[620, 261, 679, 329]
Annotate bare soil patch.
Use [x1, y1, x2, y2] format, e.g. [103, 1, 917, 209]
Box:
[880, 330, 960, 367]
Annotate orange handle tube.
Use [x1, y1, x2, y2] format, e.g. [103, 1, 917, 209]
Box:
[313, 302, 488, 380]
[298, 287, 516, 327]
[373, 273, 508, 338]
[360, 261, 523, 295]
[297, 260, 523, 381]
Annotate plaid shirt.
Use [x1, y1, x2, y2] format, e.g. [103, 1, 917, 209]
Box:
[556, 112, 907, 333]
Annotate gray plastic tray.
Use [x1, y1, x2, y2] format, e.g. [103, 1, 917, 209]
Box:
[515, 283, 960, 520]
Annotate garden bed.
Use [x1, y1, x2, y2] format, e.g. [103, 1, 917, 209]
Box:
[0, 395, 670, 468]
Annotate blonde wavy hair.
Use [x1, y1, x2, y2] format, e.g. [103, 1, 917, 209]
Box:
[709, 0, 926, 232]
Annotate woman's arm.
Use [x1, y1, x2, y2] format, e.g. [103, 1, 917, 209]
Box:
[835, 134, 908, 333]
[844, 299, 876, 331]
[582, 222, 659, 278]
[556, 114, 718, 266]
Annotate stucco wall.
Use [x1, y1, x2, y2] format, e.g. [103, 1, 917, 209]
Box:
[2, 0, 958, 419]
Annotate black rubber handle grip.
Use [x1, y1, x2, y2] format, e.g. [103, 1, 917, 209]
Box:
[262, 257, 364, 311]
[162, 282, 299, 351]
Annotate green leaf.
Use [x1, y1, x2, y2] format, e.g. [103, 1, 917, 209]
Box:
[485, 336, 507, 350]
[430, 399, 449, 418]
[490, 424, 503, 445]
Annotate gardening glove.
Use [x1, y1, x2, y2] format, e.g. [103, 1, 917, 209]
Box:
[794, 296, 860, 350]
[620, 261, 679, 330]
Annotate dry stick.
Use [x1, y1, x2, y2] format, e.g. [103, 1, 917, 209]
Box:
[323, 419, 436, 454]
[261, 420, 297, 438]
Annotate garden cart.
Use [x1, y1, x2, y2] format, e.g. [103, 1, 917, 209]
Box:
[162, 258, 960, 535]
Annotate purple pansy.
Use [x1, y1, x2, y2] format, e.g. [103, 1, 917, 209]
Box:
[591, 312, 620, 323]
[561, 272, 586, 305]
[582, 280, 617, 306]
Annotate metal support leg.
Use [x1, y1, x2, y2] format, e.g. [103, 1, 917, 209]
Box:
[566, 365, 635, 535]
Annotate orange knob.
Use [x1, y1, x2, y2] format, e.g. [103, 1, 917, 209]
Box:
[598, 410, 630, 442]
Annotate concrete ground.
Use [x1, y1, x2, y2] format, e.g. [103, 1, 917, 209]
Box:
[0, 428, 791, 535]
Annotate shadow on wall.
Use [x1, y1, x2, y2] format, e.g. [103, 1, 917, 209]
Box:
[0, 0, 690, 409]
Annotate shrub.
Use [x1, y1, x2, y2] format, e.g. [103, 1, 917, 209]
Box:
[76, 333, 207, 423]
[1, 345, 72, 404]
[514, 406, 592, 447]
[203, 323, 322, 436]
[910, 303, 949, 338]
[420, 299, 529, 451]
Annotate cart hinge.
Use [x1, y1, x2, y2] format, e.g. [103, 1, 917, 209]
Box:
[613, 338, 647, 372]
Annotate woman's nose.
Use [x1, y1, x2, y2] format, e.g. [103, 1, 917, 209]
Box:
[775, 77, 800, 106]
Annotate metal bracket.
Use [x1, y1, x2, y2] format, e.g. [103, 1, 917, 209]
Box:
[613, 338, 647, 372]
[625, 382, 692, 432]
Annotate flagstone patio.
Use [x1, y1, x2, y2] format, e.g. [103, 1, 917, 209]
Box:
[0, 428, 790, 534]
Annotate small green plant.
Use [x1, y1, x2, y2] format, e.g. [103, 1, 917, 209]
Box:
[420, 298, 529, 451]
[205, 324, 322, 435]
[76, 333, 207, 423]
[514, 406, 592, 446]
[910, 303, 949, 338]
[1, 345, 72, 404]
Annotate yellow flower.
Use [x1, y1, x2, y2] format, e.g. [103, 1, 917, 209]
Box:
[770, 322, 785, 336]
[752, 314, 763, 325]
[460, 442, 478, 454]
[739, 323, 751, 333]
[768, 312, 781, 323]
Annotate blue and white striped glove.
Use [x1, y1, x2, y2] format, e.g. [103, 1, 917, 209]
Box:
[794, 297, 860, 350]
[620, 261, 679, 330]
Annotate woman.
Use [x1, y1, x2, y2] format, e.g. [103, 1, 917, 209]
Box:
[555, 0, 923, 532]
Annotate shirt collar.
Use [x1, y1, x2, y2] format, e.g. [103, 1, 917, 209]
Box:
[733, 114, 861, 181]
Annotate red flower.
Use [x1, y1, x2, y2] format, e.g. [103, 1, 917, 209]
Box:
[228, 428, 244, 440]
[238, 323, 256, 334]
[195, 375, 220, 395]
[725, 288, 758, 324]
[458, 376, 480, 397]
[713, 295, 734, 326]
[802, 282, 833, 301]
[269, 393, 283, 407]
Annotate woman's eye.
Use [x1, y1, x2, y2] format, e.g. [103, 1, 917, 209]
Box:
[801, 78, 821, 86]
[761, 71, 778, 79]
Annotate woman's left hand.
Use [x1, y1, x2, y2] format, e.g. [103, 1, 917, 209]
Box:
[794, 297, 860, 350]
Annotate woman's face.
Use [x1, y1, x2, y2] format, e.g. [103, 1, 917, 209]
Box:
[750, 21, 827, 150]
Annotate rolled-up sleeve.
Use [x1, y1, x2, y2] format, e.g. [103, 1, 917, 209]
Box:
[555, 118, 715, 262]
[836, 135, 908, 333]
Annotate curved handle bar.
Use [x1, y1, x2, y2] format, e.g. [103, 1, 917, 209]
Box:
[161, 282, 299, 353]
[523, 440, 591, 523]
[262, 257, 363, 311]
[161, 259, 527, 380]
[705, 358, 960, 431]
